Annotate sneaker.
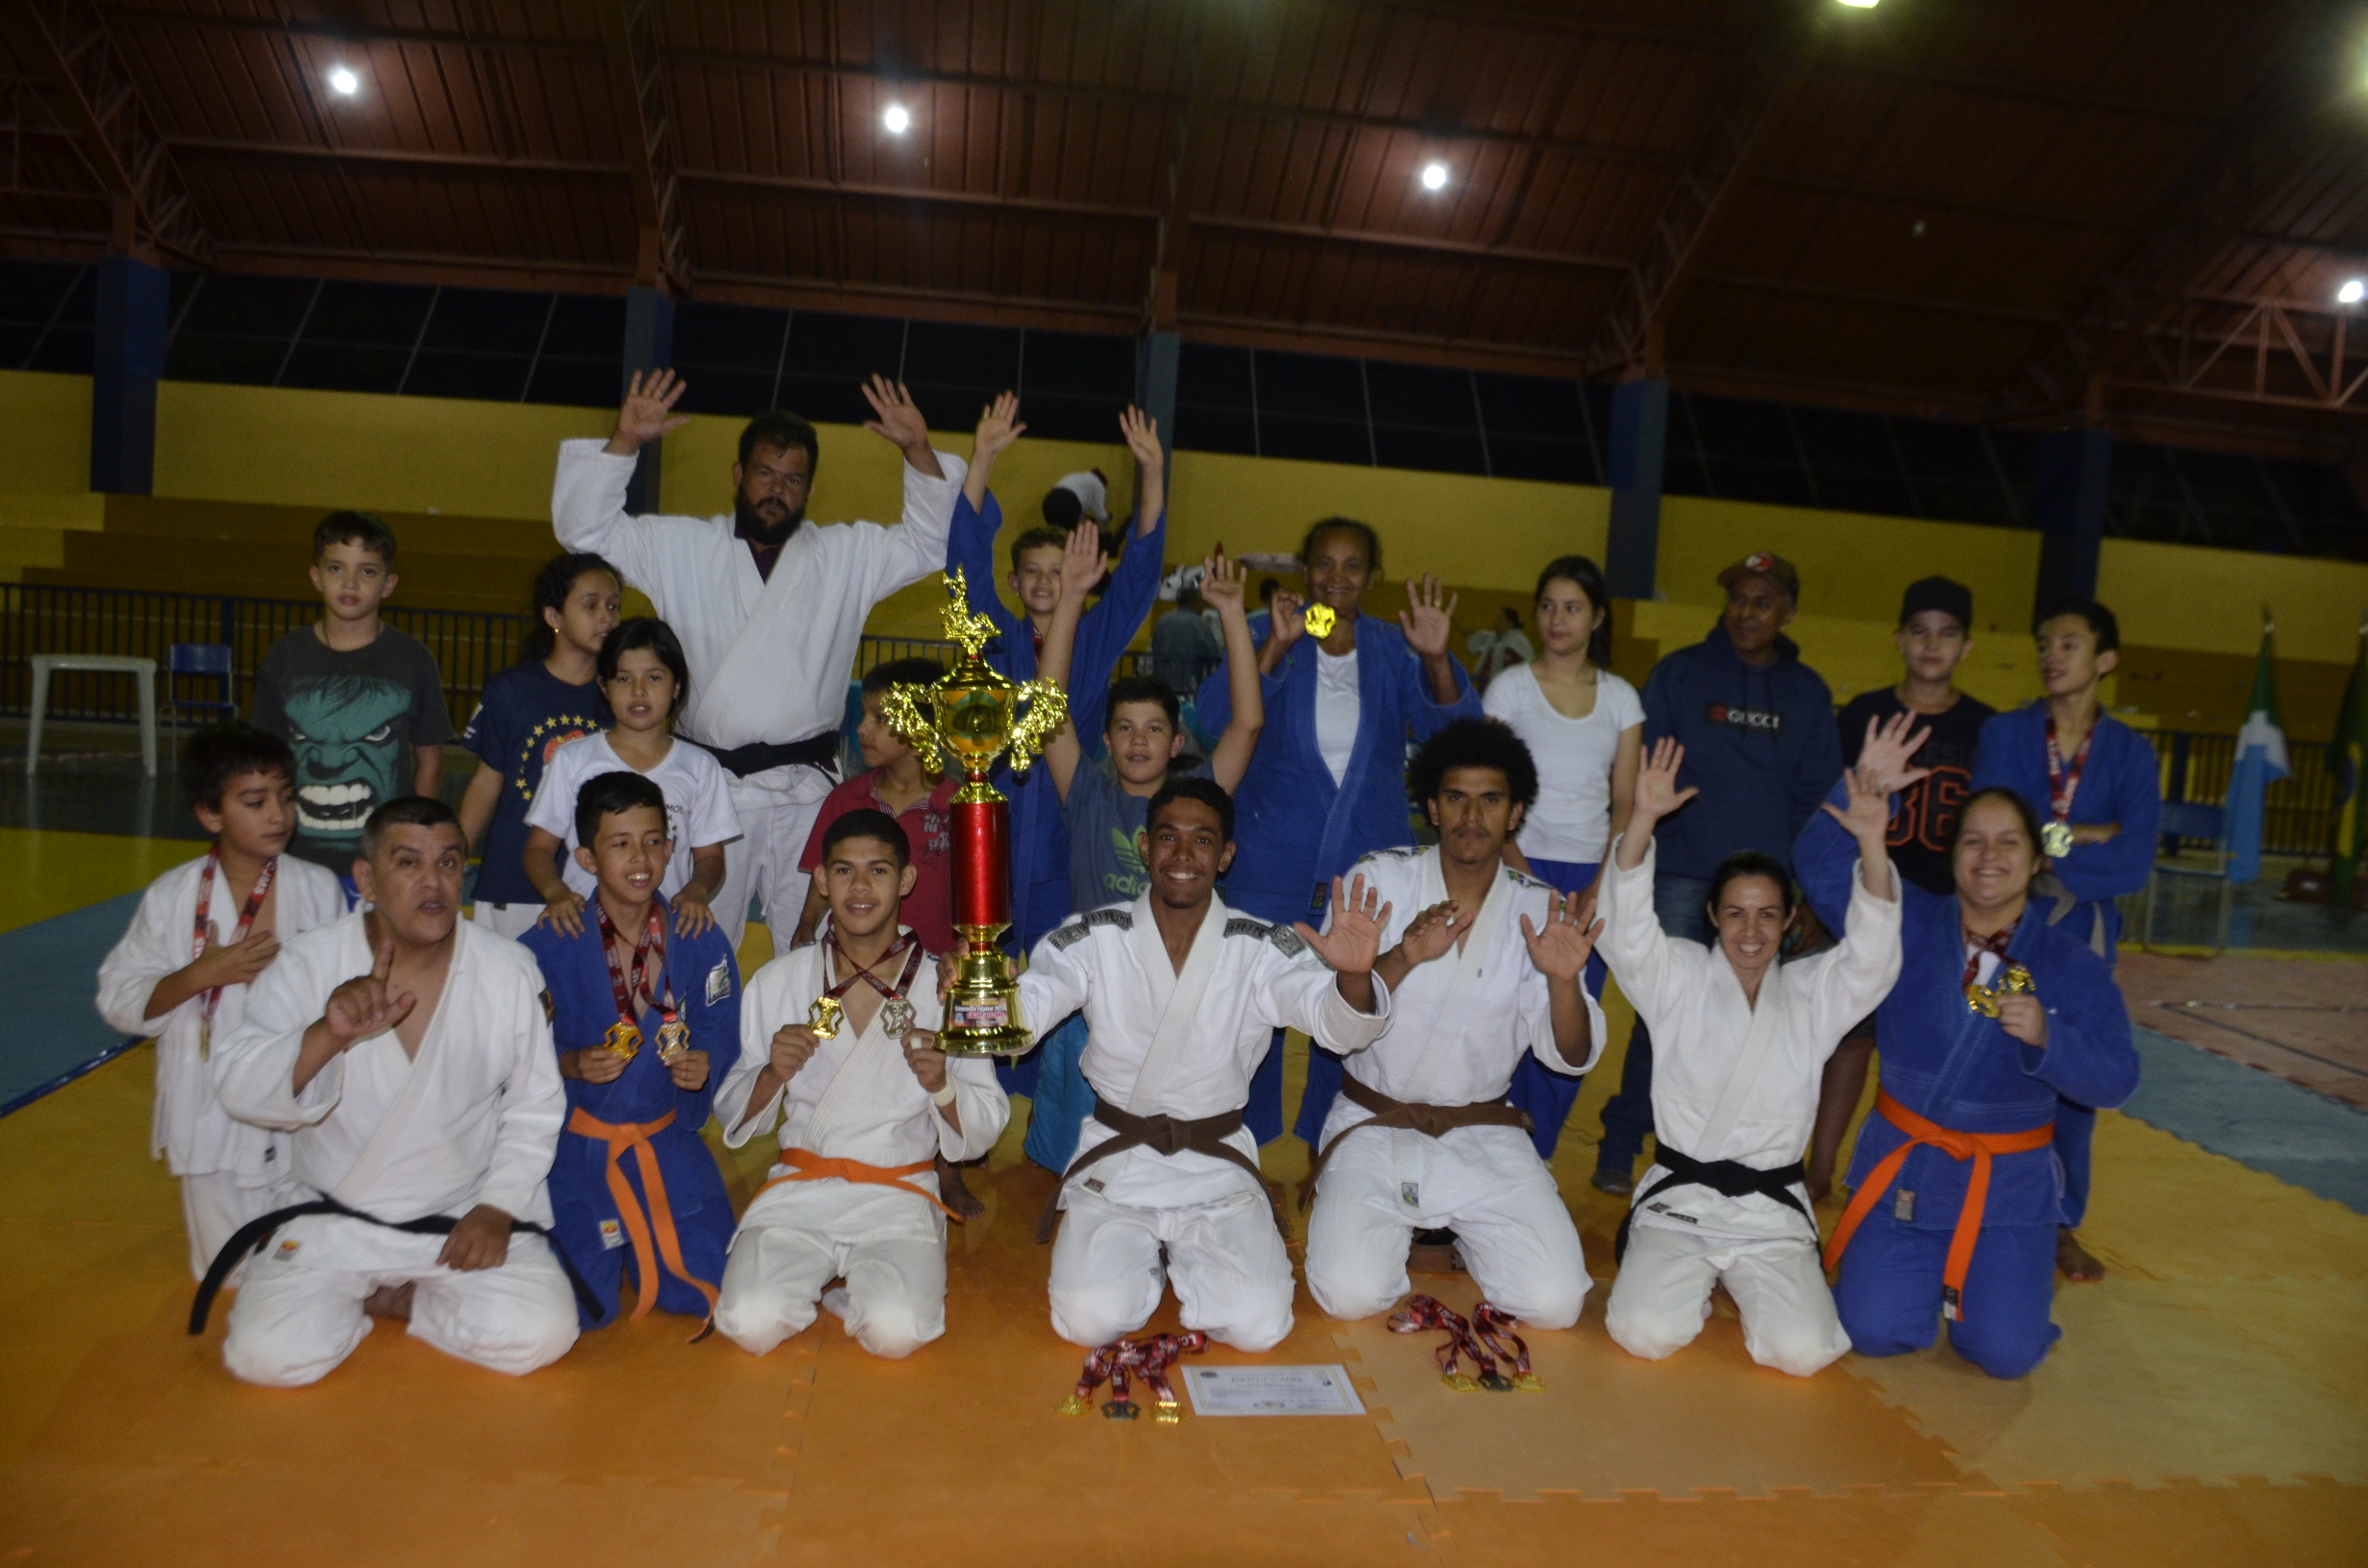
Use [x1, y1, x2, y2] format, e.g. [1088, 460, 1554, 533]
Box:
[1591, 1168, 1635, 1197]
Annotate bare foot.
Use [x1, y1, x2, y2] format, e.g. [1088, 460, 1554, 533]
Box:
[2056, 1228, 2105, 1283]
[362, 1282, 416, 1321]
[936, 1155, 987, 1221]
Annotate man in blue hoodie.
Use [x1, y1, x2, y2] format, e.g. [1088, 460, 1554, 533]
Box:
[1591, 551, 1843, 1194]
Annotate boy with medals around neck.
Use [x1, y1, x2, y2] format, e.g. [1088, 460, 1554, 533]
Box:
[711, 810, 1010, 1360]
[522, 770, 739, 1330]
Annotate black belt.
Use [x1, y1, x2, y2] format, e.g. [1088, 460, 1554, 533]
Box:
[189, 1196, 602, 1335]
[1614, 1144, 1814, 1262]
[1036, 1094, 1281, 1244]
[1299, 1072, 1533, 1209]
[688, 730, 842, 779]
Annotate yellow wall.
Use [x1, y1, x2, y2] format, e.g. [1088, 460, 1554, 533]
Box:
[0, 370, 90, 499]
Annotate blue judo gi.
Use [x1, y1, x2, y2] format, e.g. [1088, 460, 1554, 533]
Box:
[1198, 611, 1479, 1143]
[522, 906, 741, 1328]
[1968, 701, 2159, 1228]
[946, 490, 1165, 1101]
[1797, 789, 2139, 1379]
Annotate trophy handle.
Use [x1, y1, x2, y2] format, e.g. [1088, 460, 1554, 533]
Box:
[876, 682, 946, 775]
[1004, 678, 1071, 774]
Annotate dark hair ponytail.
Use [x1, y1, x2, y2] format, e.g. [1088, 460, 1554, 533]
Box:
[1535, 553, 1613, 666]
[521, 551, 622, 664]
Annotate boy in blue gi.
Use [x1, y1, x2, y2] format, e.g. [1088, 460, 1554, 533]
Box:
[1799, 716, 2139, 1379]
[1969, 598, 2159, 1283]
[523, 770, 739, 1327]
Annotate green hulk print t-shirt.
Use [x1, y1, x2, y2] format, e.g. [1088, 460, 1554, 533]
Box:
[251, 625, 456, 872]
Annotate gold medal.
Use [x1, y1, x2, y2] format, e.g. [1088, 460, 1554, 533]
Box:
[1302, 601, 1337, 639]
[603, 1017, 643, 1062]
[655, 1016, 691, 1062]
[2040, 820, 2073, 859]
[808, 996, 845, 1040]
[1965, 962, 2035, 1017]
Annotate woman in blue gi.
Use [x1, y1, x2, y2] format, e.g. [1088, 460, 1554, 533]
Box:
[1196, 518, 1479, 1143]
[523, 770, 740, 1328]
[1797, 714, 2139, 1379]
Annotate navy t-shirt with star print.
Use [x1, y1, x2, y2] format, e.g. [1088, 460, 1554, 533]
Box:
[460, 662, 609, 903]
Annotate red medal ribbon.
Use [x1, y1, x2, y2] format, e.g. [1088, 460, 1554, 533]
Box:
[2042, 714, 2092, 827]
[1390, 1294, 1521, 1391]
[1960, 916, 2021, 992]
[823, 929, 925, 1006]
[1058, 1332, 1210, 1420]
[594, 900, 668, 1024]
[192, 850, 277, 1033]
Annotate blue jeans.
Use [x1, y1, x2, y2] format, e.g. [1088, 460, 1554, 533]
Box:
[1594, 872, 1713, 1177]
[1504, 859, 1607, 1158]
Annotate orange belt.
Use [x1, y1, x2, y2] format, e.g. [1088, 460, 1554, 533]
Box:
[1822, 1090, 2054, 1323]
[565, 1107, 720, 1322]
[752, 1148, 961, 1222]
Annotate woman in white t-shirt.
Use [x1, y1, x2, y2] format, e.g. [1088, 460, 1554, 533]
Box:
[1482, 554, 1642, 1153]
[522, 617, 742, 938]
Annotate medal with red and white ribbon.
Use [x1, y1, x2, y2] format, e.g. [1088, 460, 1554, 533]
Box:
[191, 849, 275, 1059]
[812, 929, 924, 1041]
[593, 900, 666, 1063]
[1057, 1332, 1210, 1422]
[2040, 715, 2091, 861]
[1389, 1295, 1542, 1392]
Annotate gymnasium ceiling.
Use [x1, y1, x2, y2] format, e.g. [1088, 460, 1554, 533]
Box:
[6, 0, 2368, 459]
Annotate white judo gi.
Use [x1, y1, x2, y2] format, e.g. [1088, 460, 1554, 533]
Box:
[713, 937, 1008, 1360]
[1020, 892, 1393, 1352]
[551, 439, 968, 948]
[1596, 837, 1901, 1377]
[210, 914, 579, 1386]
[1304, 848, 1607, 1329]
[96, 853, 348, 1279]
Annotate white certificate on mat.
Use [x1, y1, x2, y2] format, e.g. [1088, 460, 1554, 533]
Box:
[1182, 1364, 1367, 1416]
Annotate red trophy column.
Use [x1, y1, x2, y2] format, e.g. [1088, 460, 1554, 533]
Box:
[951, 795, 1011, 933]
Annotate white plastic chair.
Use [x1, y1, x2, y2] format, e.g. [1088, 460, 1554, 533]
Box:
[24, 653, 158, 775]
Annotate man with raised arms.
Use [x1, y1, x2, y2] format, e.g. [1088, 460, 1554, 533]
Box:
[209, 797, 577, 1386]
[1018, 779, 1393, 1352]
[1303, 718, 1607, 1330]
[553, 371, 970, 948]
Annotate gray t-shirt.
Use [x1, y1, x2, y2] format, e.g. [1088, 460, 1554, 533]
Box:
[251, 625, 456, 870]
[1064, 756, 1212, 913]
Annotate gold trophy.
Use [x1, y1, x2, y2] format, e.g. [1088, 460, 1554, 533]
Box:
[876, 569, 1068, 1055]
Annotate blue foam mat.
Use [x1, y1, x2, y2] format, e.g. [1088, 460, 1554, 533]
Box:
[0, 891, 143, 1115]
[2122, 1023, 2368, 1215]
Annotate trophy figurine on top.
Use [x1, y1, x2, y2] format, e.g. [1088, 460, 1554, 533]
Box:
[875, 569, 1068, 1055]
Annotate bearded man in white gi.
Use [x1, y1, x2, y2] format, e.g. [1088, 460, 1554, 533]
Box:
[1596, 736, 1902, 1377]
[1303, 719, 1607, 1329]
[1019, 778, 1393, 1353]
[210, 797, 578, 1386]
[552, 369, 969, 948]
[713, 809, 1008, 1360]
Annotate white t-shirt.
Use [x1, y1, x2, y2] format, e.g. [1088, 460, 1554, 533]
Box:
[1315, 648, 1361, 787]
[1482, 663, 1643, 865]
[523, 730, 744, 899]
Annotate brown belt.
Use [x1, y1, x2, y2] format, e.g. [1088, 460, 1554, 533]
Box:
[1299, 1072, 1533, 1210]
[1036, 1094, 1280, 1243]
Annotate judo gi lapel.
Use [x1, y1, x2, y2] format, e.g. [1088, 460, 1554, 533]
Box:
[796, 939, 903, 1148]
[1124, 889, 1227, 1115]
[1690, 948, 1788, 1160]
[329, 919, 462, 1207]
[701, 526, 820, 723]
[1309, 621, 1391, 893]
[1400, 849, 1514, 1104]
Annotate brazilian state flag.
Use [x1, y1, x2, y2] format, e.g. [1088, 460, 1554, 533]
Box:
[2335, 624, 2368, 902]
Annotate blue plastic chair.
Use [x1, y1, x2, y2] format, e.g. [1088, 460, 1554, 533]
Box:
[163, 642, 238, 742]
[2140, 799, 2232, 953]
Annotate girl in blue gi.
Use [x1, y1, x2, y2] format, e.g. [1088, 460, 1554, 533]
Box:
[523, 770, 740, 1328]
[942, 400, 1169, 1102]
[1968, 597, 2159, 1284]
[1197, 518, 1479, 1143]
[1797, 714, 2139, 1379]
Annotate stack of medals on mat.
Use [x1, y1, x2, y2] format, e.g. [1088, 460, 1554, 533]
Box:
[1388, 1295, 1543, 1392]
[1058, 1333, 1210, 1422]
[191, 848, 276, 1059]
[806, 929, 925, 1041]
[596, 901, 686, 1061]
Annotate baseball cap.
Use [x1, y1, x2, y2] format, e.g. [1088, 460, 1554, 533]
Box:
[1898, 576, 1973, 631]
[1716, 551, 1800, 603]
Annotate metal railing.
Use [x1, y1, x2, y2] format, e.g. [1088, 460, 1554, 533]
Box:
[2145, 727, 2337, 857]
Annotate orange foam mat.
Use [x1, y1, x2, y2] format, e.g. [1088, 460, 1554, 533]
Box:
[6, 1043, 2365, 1567]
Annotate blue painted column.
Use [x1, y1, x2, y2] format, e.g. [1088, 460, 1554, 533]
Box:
[622, 285, 675, 515]
[2033, 426, 2112, 619]
[90, 256, 168, 495]
[1603, 376, 1669, 601]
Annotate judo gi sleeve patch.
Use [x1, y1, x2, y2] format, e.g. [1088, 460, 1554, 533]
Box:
[704, 958, 732, 1005]
[1050, 919, 1096, 951]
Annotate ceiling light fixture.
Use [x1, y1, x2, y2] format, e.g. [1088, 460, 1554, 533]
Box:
[882, 103, 912, 135]
[1419, 161, 1449, 192]
[327, 65, 359, 97]
[1837, 0, 1881, 9]
[2341, 278, 2365, 306]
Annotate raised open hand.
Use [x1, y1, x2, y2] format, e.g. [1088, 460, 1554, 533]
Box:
[1823, 754, 1899, 845]
[607, 368, 689, 455]
[1395, 899, 1463, 968]
[1120, 404, 1164, 473]
[1399, 574, 1459, 659]
[1268, 589, 1309, 650]
[1520, 890, 1603, 982]
[972, 390, 1025, 466]
[1059, 520, 1108, 602]
[861, 375, 931, 455]
[321, 937, 415, 1048]
[1854, 710, 1934, 797]
[1295, 874, 1392, 974]
[1199, 551, 1246, 614]
[1633, 737, 1700, 825]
